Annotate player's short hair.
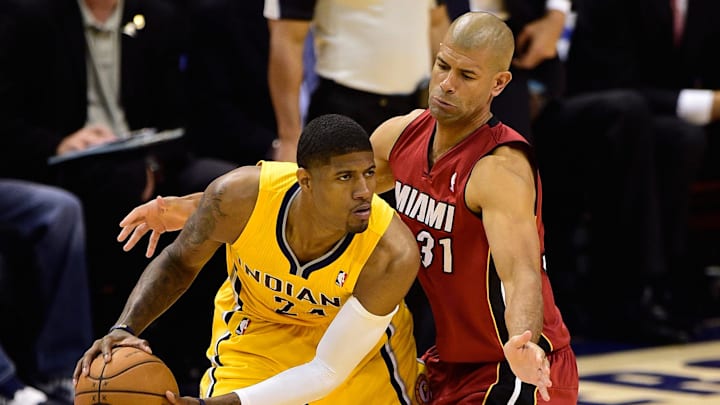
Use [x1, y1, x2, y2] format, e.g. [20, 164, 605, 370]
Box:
[447, 12, 515, 71]
[297, 114, 372, 169]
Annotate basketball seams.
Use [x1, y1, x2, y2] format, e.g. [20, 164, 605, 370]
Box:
[76, 391, 169, 396]
[75, 359, 166, 395]
[99, 359, 165, 378]
[75, 347, 179, 404]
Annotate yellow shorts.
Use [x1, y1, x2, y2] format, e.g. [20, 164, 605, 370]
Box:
[200, 302, 419, 404]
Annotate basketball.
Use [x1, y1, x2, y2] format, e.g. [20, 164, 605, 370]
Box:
[75, 346, 179, 405]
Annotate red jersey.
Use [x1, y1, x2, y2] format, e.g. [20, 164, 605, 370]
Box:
[389, 110, 572, 363]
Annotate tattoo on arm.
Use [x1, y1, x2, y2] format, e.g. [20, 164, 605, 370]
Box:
[123, 189, 230, 333]
[185, 190, 227, 247]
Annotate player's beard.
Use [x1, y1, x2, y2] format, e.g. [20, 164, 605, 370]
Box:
[347, 221, 369, 235]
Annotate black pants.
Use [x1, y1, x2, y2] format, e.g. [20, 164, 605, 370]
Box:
[534, 90, 705, 331]
[307, 77, 421, 136]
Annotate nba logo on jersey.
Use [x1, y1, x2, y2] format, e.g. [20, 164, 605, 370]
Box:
[236, 317, 251, 335]
[335, 271, 347, 287]
[415, 370, 431, 404]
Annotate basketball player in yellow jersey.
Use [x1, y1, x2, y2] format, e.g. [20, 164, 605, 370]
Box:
[73, 114, 422, 405]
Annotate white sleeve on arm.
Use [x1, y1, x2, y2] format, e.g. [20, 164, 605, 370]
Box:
[233, 296, 398, 405]
[546, 0, 571, 14]
[677, 89, 714, 125]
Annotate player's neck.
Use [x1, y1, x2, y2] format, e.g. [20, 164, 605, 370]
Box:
[286, 195, 347, 264]
[432, 112, 492, 163]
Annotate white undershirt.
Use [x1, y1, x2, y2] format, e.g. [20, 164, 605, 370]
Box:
[310, 0, 434, 95]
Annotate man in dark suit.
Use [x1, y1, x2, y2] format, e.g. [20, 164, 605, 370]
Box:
[0, 0, 236, 391]
[535, 0, 717, 340]
[567, 0, 719, 180]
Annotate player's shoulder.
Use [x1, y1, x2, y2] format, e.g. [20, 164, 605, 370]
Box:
[392, 109, 425, 129]
[361, 223, 419, 302]
[376, 214, 420, 265]
[206, 165, 262, 207]
[467, 145, 535, 205]
[471, 145, 532, 185]
[377, 109, 424, 132]
[371, 109, 426, 149]
[376, 214, 420, 284]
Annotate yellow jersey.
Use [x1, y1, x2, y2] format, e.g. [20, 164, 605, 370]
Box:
[200, 161, 418, 404]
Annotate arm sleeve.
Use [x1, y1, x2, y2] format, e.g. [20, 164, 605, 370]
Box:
[546, 0, 571, 14]
[677, 89, 714, 125]
[263, 0, 316, 20]
[233, 296, 398, 405]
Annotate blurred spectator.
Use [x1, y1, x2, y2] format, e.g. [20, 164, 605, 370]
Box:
[0, 346, 49, 405]
[0, 180, 92, 404]
[263, 0, 443, 161]
[0, 0, 236, 391]
[533, 89, 690, 342]
[531, 0, 714, 341]
[184, 0, 277, 166]
[567, 0, 719, 180]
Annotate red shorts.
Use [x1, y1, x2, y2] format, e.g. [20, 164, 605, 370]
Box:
[419, 345, 578, 404]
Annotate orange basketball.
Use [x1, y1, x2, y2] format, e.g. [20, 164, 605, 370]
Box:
[75, 346, 179, 405]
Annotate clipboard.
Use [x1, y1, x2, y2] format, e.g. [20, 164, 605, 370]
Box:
[48, 128, 185, 165]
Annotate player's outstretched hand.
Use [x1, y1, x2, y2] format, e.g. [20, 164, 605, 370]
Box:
[117, 195, 184, 257]
[503, 330, 552, 401]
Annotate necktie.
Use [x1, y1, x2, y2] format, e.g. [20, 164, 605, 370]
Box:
[670, 0, 685, 46]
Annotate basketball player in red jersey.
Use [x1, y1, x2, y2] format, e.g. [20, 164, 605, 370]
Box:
[370, 11, 578, 404]
[114, 11, 576, 404]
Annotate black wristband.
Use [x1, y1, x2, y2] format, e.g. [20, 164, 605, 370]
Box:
[198, 398, 206, 405]
[108, 324, 136, 336]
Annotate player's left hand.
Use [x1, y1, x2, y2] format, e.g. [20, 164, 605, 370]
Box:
[503, 330, 552, 401]
[165, 391, 201, 404]
[166, 391, 238, 405]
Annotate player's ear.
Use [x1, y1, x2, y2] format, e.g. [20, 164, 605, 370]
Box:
[297, 167, 311, 189]
[491, 70, 512, 96]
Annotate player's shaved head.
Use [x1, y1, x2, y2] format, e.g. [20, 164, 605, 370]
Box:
[444, 12, 515, 72]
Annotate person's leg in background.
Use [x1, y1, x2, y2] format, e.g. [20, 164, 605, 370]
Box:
[0, 179, 92, 403]
[0, 344, 49, 404]
[651, 117, 706, 331]
[534, 90, 678, 341]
